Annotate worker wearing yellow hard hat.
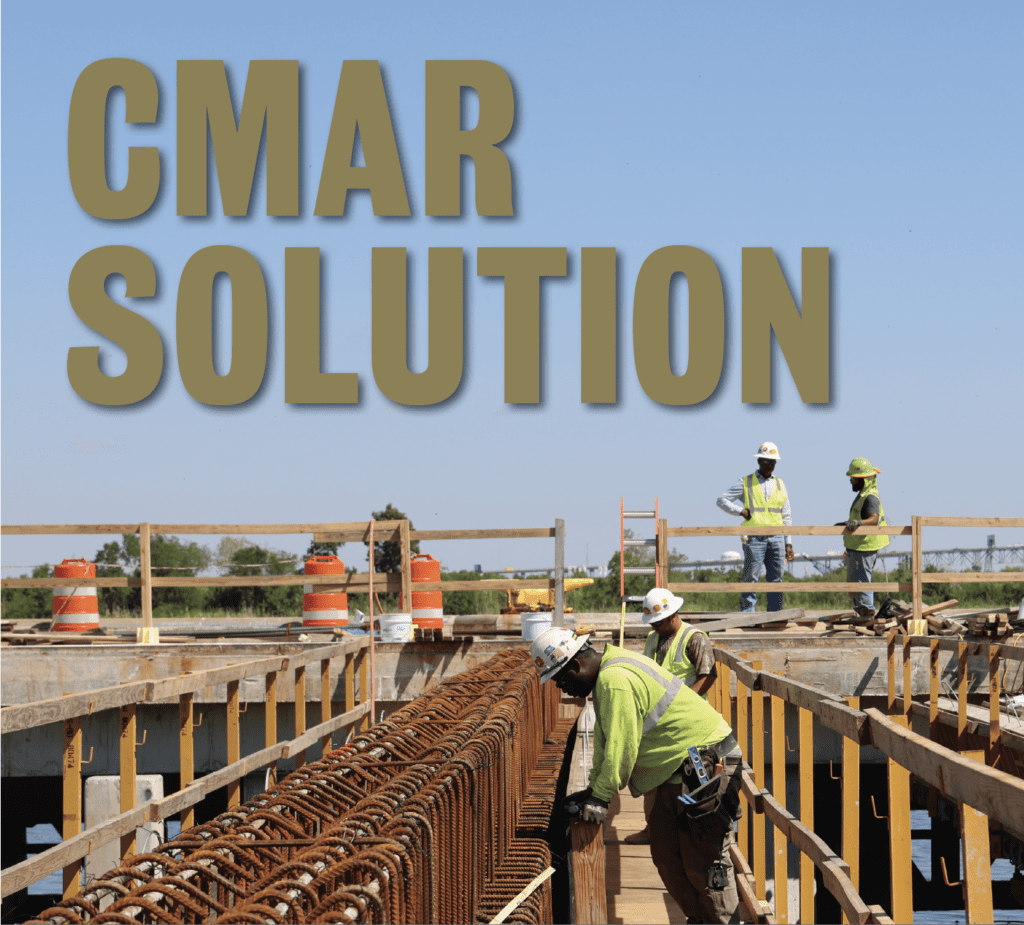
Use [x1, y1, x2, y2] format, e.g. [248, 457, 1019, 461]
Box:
[836, 457, 889, 617]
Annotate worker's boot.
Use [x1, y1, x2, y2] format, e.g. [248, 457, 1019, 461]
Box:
[623, 825, 651, 845]
[855, 606, 876, 619]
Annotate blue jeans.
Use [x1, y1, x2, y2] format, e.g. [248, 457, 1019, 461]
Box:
[845, 548, 878, 612]
[741, 536, 785, 612]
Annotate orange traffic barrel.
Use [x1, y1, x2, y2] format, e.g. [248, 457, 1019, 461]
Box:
[303, 556, 348, 627]
[52, 558, 99, 631]
[411, 554, 443, 629]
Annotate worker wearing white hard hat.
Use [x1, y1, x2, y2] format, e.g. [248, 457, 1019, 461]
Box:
[529, 626, 743, 924]
[716, 441, 795, 612]
[639, 587, 715, 696]
[624, 588, 719, 846]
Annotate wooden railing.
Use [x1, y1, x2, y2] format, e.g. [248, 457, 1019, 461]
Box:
[712, 636, 1024, 923]
[0, 519, 568, 631]
[666, 515, 1024, 618]
[0, 638, 371, 902]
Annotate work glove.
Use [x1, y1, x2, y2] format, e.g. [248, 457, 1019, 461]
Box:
[785, 543, 794, 562]
[579, 796, 610, 825]
[845, 519, 862, 532]
[562, 787, 592, 814]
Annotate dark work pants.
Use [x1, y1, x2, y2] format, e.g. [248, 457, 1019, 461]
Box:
[648, 779, 742, 924]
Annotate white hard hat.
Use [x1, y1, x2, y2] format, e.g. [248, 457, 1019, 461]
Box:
[530, 627, 591, 683]
[755, 441, 781, 461]
[640, 587, 684, 625]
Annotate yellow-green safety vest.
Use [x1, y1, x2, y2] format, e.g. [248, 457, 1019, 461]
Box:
[742, 474, 788, 526]
[845, 483, 889, 553]
[643, 623, 701, 688]
[588, 645, 732, 800]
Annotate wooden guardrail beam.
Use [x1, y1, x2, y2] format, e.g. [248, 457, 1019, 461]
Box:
[0, 698, 373, 899]
[671, 581, 906, 593]
[0, 573, 405, 590]
[757, 787, 870, 924]
[918, 516, 1024, 528]
[1, 641, 369, 733]
[1, 521, 397, 537]
[865, 708, 1024, 837]
[667, 525, 910, 537]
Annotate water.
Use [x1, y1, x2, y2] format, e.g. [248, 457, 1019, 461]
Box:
[908, 810, 1022, 925]
[25, 821, 182, 896]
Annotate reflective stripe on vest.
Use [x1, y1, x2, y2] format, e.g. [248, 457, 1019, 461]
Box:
[845, 485, 889, 552]
[742, 474, 787, 525]
[643, 625, 698, 684]
[603, 656, 683, 735]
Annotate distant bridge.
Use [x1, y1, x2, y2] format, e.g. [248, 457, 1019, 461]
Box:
[498, 539, 1024, 579]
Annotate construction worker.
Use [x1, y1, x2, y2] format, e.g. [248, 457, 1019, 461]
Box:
[531, 627, 743, 924]
[625, 587, 718, 845]
[717, 441, 794, 611]
[839, 457, 889, 617]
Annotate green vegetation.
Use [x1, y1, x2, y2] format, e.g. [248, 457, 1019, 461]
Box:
[3, 523, 1020, 621]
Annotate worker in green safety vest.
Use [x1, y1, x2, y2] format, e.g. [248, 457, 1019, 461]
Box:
[837, 457, 889, 617]
[624, 587, 719, 845]
[530, 627, 743, 924]
[638, 587, 716, 696]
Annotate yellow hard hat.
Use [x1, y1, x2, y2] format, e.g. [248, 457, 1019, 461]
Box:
[846, 457, 880, 478]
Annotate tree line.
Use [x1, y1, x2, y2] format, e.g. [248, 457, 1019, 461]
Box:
[3, 516, 1019, 621]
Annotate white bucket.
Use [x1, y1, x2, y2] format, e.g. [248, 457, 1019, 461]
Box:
[379, 612, 413, 642]
[521, 612, 553, 641]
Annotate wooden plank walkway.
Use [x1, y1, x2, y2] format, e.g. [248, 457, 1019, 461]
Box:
[603, 792, 685, 925]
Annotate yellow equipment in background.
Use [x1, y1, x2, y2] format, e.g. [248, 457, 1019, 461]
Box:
[502, 576, 594, 614]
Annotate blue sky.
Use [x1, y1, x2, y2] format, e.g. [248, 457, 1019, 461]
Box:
[2, 1, 1022, 578]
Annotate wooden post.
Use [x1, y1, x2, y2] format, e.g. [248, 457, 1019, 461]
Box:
[887, 630, 897, 715]
[887, 718, 913, 925]
[903, 636, 913, 726]
[568, 820, 607, 925]
[266, 670, 278, 783]
[736, 676, 750, 860]
[988, 646, 1001, 767]
[961, 750, 995, 924]
[770, 695, 788, 924]
[553, 518, 565, 628]
[929, 641, 940, 740]
[841, 696, 860, 925]
[399, 518, 411, 611]
[139, 522, 153, 630]
[957, 641, 969, 752]
[912, 515, 922, 620]
[751, 663, 765, 900]
[321, 657, 333, 755]
[119, 702, 137, 859]
[720, 663, 732, 730]
[345, 652, 356, 737]
[179, 692, 194, 831]
[62, 715, 82, 899]
[359, 649, 369, 732]
[657, 517, 669, 589]
[294, 664, 307, 769]
[798, 707, 813, 925]
[226, 680, 240, 809]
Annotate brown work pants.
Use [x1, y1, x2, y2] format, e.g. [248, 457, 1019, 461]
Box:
[648, 780, 742, 924]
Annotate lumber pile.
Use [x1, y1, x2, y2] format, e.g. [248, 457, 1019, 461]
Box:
[829, 597, 1022, 640]
[830, 599, 964, 637]
[966, 611, 1013, 640]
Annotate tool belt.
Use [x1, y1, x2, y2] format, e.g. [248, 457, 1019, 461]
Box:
[676, 735, 742, 840]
